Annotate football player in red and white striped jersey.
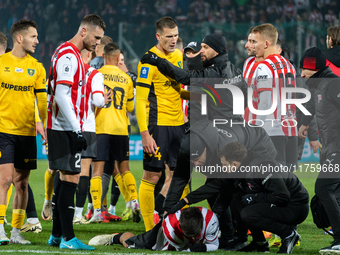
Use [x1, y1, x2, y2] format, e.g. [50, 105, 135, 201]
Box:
[88, 207, 219, 252]
[243, 27, 264, 124]
[250, 23, 298, 170]
[46, 14, 106, 250]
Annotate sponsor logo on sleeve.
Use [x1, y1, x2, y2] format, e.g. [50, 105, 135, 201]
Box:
[140, 67, 149, 79]
[62, 65, 71, 76]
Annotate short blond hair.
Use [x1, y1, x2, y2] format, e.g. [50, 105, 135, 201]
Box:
[252, 23, 278, 46]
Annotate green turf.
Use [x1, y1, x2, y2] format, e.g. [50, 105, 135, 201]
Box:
[2, 160, 333, 254]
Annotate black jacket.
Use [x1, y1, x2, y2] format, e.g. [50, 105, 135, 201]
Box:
[156, 53, 248, 121]
[163, 119, 277, 211]
[325, 46, 340, 76]
[183, 151, 309, 216]
[302, 67, 340, 160]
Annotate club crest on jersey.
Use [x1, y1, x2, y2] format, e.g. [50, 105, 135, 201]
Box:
[27, 68, 35, 76]
[140, 67, 149, 79]
[177, 61, 182, 68]
[15, 67, 23, 73]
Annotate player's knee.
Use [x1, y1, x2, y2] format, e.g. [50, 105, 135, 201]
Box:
[142, 167, 162, 183]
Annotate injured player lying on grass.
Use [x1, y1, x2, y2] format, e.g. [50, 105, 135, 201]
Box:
[88, 207, 219, 252]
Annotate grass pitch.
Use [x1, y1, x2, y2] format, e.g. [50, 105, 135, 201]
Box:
[2, 160, 331, 254]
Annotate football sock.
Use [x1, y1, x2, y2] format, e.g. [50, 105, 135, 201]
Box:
[76, 176, 89, 208]
[26, 184, 38, 218]
[52, 177, 62, 237]
[6, 184, 13, 207]
[110, 177, 120, 206]
[45, 169, 54, 201]
[114, 174, 130, 203]
[155, 194, 165, 215]
[59, 181, 77, 241]
[11, 209, 25, 229]
[27, 217, 39, 224]
[0, 205, 6, 225]
[154, 167, 165, 197]
[90, 176, 102, 210]
[101, 173, 111, 208]
[121, 171, 137, 201]
[113, 233, 124, 245]
[180, 183, 190, 209]
[139, 179, 156, 231]
[74, 207, 83, 219]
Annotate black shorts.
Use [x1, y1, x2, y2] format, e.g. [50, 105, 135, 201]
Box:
[0, 132, 37, 170]
[47, 129, 82, 173]
[95, 134, 129, 162]
[81, 132, 97, 158]
[271, 136, 298, 171]
[143, 125, 185, 172]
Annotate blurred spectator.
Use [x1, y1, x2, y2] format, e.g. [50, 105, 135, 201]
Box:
[325, 10, 337, 26]
[190, 0, 210, 22]
[283, 0, 297, 21]
[309, 8, 323, 25]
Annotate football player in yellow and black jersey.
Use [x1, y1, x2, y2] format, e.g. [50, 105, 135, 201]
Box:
[136, 16, 190, 231]
[90, 42, 139, 223]
[0, 20, 47, 245]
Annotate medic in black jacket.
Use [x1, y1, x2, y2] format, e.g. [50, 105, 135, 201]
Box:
[140, 33, 248, 122]
[168, 142, 309, 254]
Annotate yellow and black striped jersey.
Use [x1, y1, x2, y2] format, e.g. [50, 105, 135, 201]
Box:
[136, 46, 183, 132]
[96, 65, 134, 135]
[0, 52, 46, 136]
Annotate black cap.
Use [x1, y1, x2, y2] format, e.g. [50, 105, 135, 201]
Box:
[300, 47, 326, 71]
[202, 33, 227, 54]
[184, 41, 201, 53]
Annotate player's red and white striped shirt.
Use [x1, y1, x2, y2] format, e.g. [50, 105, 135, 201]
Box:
[161, 207, 219, 251]
[181, 84, 188, 118]
[243, 56, 260, 124]
[255, 54, 297, 136]
[83, 64, 104, 132]
[47, 41, 86, 131]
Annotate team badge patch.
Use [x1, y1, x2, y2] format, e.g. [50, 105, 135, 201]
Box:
[27, 68, 35, 76]
[177, 61, 182, 68]
[62, 64, 71, 76]
[140, 67, 149, 79]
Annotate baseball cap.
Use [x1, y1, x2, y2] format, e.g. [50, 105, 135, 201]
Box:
[184, 41, 201, 53]
[202, 33, 227, 54]
[300, 47, 326, 71]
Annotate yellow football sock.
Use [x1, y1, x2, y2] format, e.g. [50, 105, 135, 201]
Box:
[139, 179, 156, 231]
[114, 174, 130, 203]
[0, 205, 6, 225]
[45, 169, 54, 200]
[12, 209, 25, 229]
[90, 176, 102, 210]
[121, 171, 137, 201]
[6, 184, 13, 207]
[180, 183, 190, 209]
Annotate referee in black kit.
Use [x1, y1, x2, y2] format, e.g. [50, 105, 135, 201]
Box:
[298, 47, 340, 254]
